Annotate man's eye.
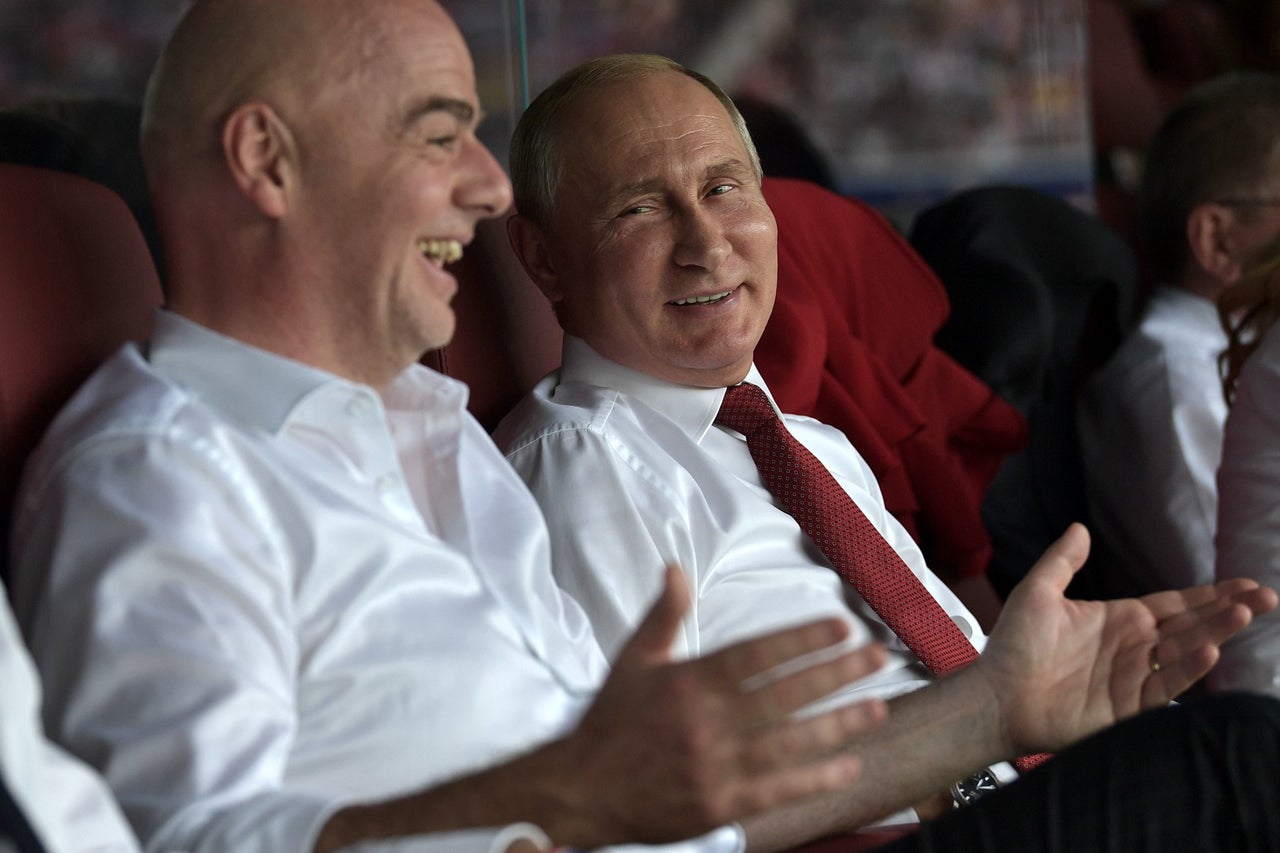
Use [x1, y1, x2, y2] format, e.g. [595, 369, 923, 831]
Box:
[622, 205, 653, 216]
[428, 135, 458, 149]
[708, 184, 733, 196]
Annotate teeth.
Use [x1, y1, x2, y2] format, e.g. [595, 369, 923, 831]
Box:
[671, 290, 732, 306]
[417, 239, 463, 264]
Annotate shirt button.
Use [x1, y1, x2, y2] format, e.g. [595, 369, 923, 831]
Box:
[375, 473, 398, 494]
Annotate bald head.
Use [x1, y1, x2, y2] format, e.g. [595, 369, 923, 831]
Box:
[142, 0, 420, 189]
[138, 0, 511, 384]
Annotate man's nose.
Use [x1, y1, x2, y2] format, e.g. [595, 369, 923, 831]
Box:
[459, 136, 514, 220]
[673, 205, 732, 271]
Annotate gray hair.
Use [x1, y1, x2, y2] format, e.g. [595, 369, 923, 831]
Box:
[509, 53, 762, 231]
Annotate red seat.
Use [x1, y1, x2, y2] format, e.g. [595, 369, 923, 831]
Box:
[0, 163, 163, 582]
[422, 214, 562, 432]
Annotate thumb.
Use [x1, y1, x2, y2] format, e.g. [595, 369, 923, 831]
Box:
[613, 565, 690, 670]
[1022, 522, 1092, 595]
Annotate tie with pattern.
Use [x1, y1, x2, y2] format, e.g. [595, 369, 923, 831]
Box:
[716, 382, 1047, 772]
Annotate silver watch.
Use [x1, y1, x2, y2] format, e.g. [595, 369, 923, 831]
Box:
[950, 767, 1002, 807]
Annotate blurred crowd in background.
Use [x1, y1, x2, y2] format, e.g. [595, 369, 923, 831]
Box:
[2, 0, 1280, 244]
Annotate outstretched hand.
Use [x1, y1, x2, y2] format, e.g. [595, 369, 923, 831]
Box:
[549, 565, 889, 847]
[979, 523, 1278, 756]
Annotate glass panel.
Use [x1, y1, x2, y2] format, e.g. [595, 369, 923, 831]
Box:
[443, 0, 527, 172]
[517, 0, 1093, 228]
[0, 1, 1091, 228]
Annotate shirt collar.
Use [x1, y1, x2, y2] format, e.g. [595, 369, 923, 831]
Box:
[148, 310, 468, 434]
[1151, 285, 1223, 326]
[558, 334, 783, 441]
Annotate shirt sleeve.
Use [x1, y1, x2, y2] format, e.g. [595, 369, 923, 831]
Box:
[0, 593, 141, 853]
[1213, 333, 1280, 697]
[1078, 351, 1222, 592]
[10, 432, 342, 852]
[506, 418, 706, 660]
[1164, 354, 1227, 563]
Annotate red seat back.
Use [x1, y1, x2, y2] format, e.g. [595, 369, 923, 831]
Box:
[0, 164, 163, 580]
[422, 215, 563, 432]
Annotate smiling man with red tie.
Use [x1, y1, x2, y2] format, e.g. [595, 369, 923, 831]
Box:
[496, 52, 1280, 851]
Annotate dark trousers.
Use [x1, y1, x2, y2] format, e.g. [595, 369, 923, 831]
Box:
[882, 692, 1280, 852]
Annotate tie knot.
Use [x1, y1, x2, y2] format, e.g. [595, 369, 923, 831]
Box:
[716, 382, 777, 436]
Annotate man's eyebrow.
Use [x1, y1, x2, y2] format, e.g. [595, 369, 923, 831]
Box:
[605, 177, 664, 208]
[605, 159, 756, 208]
[400, 96, 477, 132]
[701, 158, 755, 181]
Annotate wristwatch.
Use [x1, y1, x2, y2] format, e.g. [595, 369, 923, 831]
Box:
[950, 767, 1002, 807]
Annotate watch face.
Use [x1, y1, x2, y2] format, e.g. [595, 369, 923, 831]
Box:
[952, 769, 1001, 806]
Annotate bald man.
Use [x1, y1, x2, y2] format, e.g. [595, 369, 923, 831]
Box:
[7, 3, 890, 852]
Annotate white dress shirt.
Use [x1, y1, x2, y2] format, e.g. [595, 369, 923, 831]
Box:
[0, 590, 139, 852]
[1078, 286, 1228, 592]
[1212, 321, 1280, 697]
[495, 336, 987, 704]
[9, 313, 740, 853]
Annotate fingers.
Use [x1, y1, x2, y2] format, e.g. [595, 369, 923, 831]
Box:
[1142, 590, 1269, 701]
[726, 753, 865, 817]
[1140, 578, 1271, 621]
[503, 840, 549, 853]
[725, 699, 888, 814]
[1153, 601, 1251, 668]
[751, 696, 889, 763]
[1144, 643, 1220, 706]
[1235, 583, 1280, 617]
[702, 616, 855, 687]
[737, 642, 889, 722]
[1020, 522, 1091, 595]
[696, 618, 886, 725]
[1150, 584, 1274, 656]
[1157, 594, 1255, 642]
[613, 565, 691, 669]
[575, 617, 888, 841]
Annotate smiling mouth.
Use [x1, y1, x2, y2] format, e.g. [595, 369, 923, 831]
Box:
[670, 289, 733, 306]
[417, 238, 463, 266]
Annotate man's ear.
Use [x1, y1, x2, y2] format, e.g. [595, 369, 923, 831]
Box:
[507, 213, 562, 302]
[223, 102, 292, 219]
[1187, 202, 1245, 283]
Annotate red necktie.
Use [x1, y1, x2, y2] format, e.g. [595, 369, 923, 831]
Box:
[717, 382, 1048, 772]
